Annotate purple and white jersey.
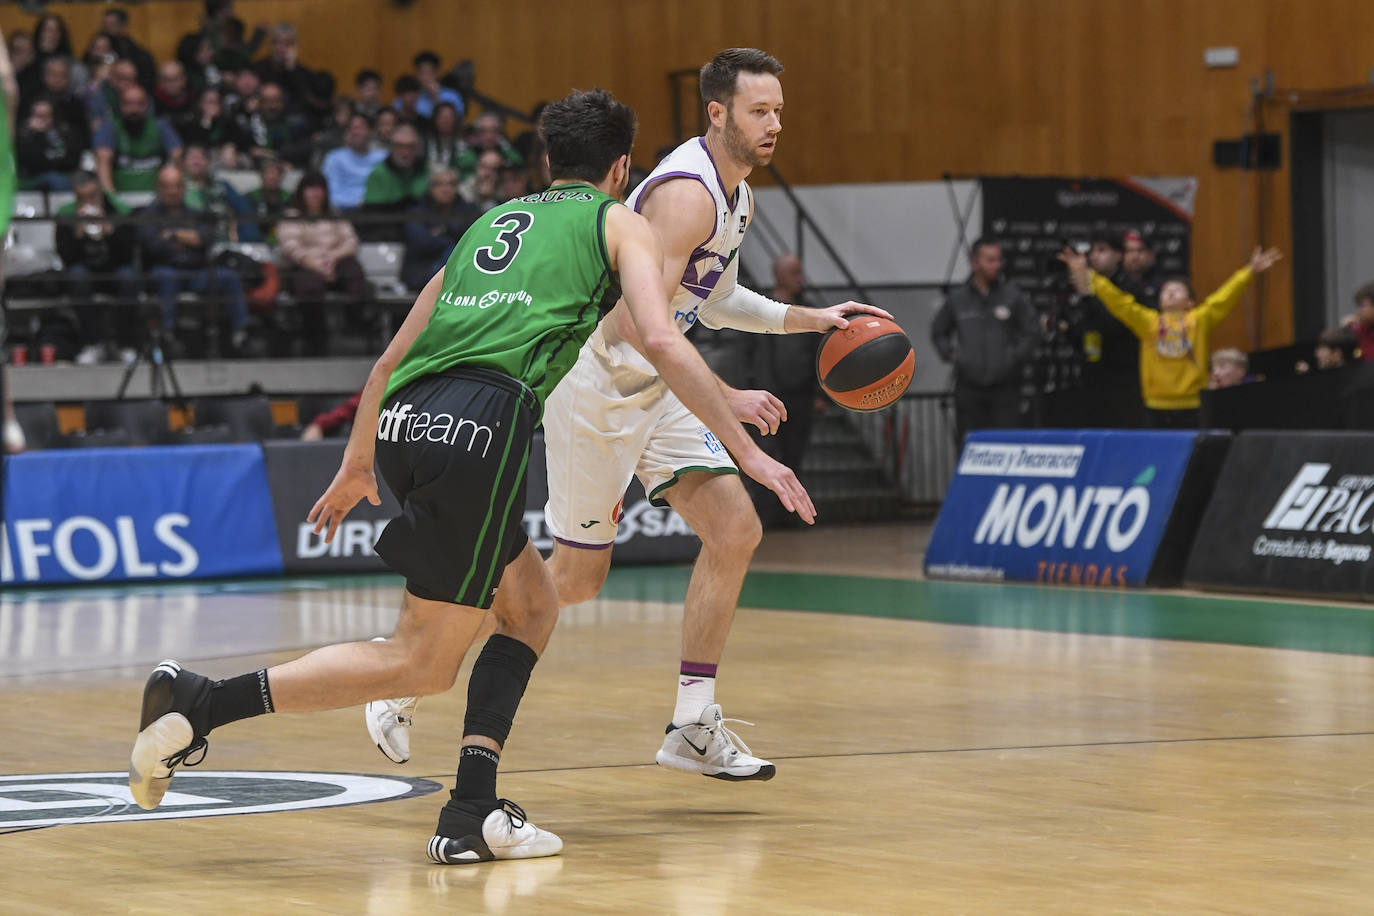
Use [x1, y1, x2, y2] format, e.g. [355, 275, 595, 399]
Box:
[586, 136, 752, 375]
[627, 136, 753, 330]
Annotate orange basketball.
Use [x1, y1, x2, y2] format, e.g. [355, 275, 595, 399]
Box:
[815, 316, 914, 412]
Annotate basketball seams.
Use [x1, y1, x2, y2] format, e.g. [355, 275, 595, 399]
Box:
[816, 316, 914, 412]
[826, 350, 915, 412]
[821, 334, 915, 392]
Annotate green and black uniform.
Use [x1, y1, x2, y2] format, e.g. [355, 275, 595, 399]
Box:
[374, 184, 622, 607]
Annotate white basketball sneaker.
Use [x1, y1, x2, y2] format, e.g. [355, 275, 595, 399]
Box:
[426, 800, 563, 864]
[366, 695, 418, 763]
[655, 703, 776, 781]
[365, 637, 417, 763]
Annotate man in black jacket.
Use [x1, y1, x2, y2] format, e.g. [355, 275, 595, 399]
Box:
[58, 171, 141, 363]
[137, 165, 248, 353]
[15, 97, 81, 190]
[400, 167, 478, 292]
[22, 58, 90, 149]
[1075, 230, 1147, 427]
[931, 238, 1039, 447]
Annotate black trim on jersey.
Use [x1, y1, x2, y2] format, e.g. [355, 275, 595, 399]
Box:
[525, 198, 620, 400]
[593, 198, 623, 314]
[595, 198, 614, 278]
[526, 267, 615, 399]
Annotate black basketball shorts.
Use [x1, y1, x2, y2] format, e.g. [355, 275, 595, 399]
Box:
[374, 367, 537, 609]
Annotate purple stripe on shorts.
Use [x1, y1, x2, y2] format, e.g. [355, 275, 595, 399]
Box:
[553, 536, 613, 550]
[680, 661, 718, 678]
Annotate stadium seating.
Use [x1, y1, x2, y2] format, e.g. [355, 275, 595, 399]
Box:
[357, 242, 408, 298]
[84, 398, 179, 446]
[192, 394, 300, 441]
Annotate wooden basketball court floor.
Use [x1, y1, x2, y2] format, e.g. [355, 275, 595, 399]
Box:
[5, 522, 1374, 913]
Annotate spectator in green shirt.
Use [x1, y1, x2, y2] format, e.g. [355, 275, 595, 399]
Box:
[94, 84, 183, 193]
[359, 122, 426, 240]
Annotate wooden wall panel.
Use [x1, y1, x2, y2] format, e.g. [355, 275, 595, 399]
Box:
[6, 0, 1374, 349]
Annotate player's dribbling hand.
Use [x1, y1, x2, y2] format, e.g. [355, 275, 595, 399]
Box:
[738, 450, 816, 525]
[807, 301, 894, 332]
[307, 465, 381, 542]
[725, 387, 787, 435]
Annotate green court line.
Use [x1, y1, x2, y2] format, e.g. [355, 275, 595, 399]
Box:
[597, 567, 1374, 658]
[7, 566, 1374, 658]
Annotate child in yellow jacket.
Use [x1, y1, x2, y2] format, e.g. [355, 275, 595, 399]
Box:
[1058, 245, 1282, 427]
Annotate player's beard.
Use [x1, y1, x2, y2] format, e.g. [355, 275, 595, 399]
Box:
[723, 109, 771, 168]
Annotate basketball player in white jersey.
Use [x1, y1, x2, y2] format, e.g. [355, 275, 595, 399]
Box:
[368, 48, 889, 781]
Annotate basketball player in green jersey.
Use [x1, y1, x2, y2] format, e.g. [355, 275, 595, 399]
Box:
[0, 25, 23, 456]
[127, 89, 813, 865]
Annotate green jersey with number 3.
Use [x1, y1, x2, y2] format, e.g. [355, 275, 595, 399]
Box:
[385, 184, 623, 414]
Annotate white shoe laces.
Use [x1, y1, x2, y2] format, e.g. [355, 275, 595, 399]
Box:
[704, 716, 756, 757]
[384, 696, 419, 726]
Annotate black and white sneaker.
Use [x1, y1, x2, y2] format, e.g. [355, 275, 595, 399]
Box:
[128, 659, 212, 810]
[655, 703, 776, 781]
[426, 800, 563, 864]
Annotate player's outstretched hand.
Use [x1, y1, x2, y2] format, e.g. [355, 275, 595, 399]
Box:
[737, 450, 816, 525]
[308, 464, 381, 543]
[803, 301, 894, 333]
[726, 386, 787, 435]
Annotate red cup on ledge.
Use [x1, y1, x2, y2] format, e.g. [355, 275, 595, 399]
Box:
[10, 345, 27, 366]
[40, 344, 56, 365]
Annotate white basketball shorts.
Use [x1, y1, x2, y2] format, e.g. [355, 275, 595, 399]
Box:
[543, 341, 738, 547]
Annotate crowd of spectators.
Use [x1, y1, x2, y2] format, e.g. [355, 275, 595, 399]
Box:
[4, 1, 549, 362]
[931, 228, 1374, 441]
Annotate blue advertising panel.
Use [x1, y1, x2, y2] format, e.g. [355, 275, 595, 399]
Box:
[2, 445, 283, 586]
[924, 430, 1198, 587]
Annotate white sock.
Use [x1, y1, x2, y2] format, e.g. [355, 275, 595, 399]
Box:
[673, 668, 716, 727]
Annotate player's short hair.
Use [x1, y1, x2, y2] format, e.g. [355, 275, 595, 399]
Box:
[394, 74, 421, 96]
[699, 48, 783, 111]
[1354, 281, 1374, 306]
[355, 68, 381, 88]
[413, 50, 440, 70]
[539, 89, 637, 184]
